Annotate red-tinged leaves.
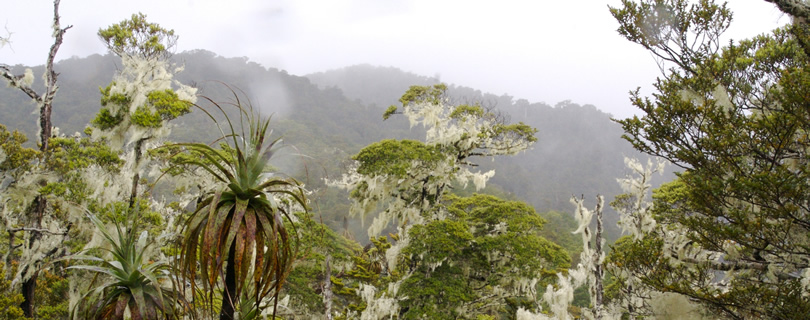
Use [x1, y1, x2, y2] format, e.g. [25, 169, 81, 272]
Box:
[234, 216, 247, 299]
[175, 90, 306, 318]
[201, 193, 223, 285]
[242, 212, 257, 283]
[224, 201, 248, 266]
[114, 294, 128, 319]
[254, 229, 265, 300]
[128, 298, 143, 320]
[255, 212, 274, 294]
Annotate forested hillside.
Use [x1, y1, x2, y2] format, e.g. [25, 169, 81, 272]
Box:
[1, 51, 650, 243]
[308, 65, 664, 239]
[3, 1, 809, 318]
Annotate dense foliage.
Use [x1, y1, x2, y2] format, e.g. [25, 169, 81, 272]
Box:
[3, 1, 810, 319]
[326, 84, 570, 319]
[400, 194, 570, 319]
[606, 0, 810, 319]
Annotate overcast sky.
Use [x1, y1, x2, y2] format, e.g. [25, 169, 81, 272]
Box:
[1, 0, 789, 118]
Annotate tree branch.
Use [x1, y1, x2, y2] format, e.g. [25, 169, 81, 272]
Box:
[675, 254, 803, 281]
[0, 67, 40, 100]
[7, 227, 70, 236]
[765, 0, 810, 20]
[39, 0, 72, 152]
[0, 24, 11, 50]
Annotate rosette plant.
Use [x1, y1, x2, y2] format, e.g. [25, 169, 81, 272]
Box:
[69, 207, 175, 320]
[172, 91, 307, 319]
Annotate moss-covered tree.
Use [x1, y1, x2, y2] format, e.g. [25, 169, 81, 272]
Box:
[399, 194, 570, 319]
[331, 84, 540, 318]
[90, 12, 195, 209]
[607, 0, 810, 318]
[0, 0, 72, 314]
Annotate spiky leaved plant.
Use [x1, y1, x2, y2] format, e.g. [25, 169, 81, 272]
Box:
[69, 206, 175, 320]
[172, 90, 307, 320]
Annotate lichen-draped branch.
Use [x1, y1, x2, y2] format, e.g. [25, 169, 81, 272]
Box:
[0, 68, 38, 100]
[0, 1, 72, 316]
[612, 1, 810, 317]
[330, 84, 539, 319]
[765, 0, 810, 56]
[0, 24, 11, 49]
[593, 195, 605, 320]
[765, 0, 810, 20]
[6, 226, 70, 237]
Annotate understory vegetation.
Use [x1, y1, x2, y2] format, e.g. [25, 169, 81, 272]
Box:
[1, 0, 809, 319]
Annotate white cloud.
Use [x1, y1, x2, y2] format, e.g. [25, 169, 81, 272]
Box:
[0, 0, 790, 118]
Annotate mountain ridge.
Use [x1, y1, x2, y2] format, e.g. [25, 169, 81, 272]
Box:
[1, 51, 661, 244]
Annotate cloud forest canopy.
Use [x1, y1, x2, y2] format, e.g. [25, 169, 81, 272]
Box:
[4, 0, 810, 319]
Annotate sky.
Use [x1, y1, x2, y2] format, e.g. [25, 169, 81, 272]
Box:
[0, 0, 789, 119]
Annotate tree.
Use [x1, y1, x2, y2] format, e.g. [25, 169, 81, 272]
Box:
[0, 122, 125, 318]
[170, 91, 308, 320]
[276, 211, 360, 319]
[604, 158, 669, 319]
[399, 194, 570, 319]
[0, 1, 71, 315]
[519, 194, 610, 320]
[608, 0, 810, 318]
[330, 84, 538, 318]
[91, 12, 194, 209]
[0, 0, 71, 152]
[0, 8, 193, 317]
[334, 83, 536, 237]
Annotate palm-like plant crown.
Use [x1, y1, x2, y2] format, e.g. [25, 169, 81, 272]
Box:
[70, 210, 173, 320]
[173, 92, 307, 318]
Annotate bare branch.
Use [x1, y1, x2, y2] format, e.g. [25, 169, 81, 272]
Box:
[0, 0, 71, 152]
[0, 23, 12, 51]
[39, 0, 72, 152]
[7, 227, 69, 236]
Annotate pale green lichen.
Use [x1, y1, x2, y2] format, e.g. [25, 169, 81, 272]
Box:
[21, 68, 33, 87]
[91, 54, 196, 149]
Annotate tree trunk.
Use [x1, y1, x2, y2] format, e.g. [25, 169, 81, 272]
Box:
[220, 242, 237, 320]
[324, 255, 333, 320]
[593, 195, 604, 320]
[38, 102, 52, 152]
[3, 1, 71, 316]
[129, 137, 148, 209]
[19, 270, 38, 317]
[20, 195, 47, 317]
[766, 0, 810, 57]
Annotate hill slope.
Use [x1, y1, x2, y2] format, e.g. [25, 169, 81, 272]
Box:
[307, 65, 669, 240]
[1, 54, 665, 243]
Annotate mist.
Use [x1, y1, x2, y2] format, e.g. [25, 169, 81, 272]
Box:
[0, 1, 787, 120]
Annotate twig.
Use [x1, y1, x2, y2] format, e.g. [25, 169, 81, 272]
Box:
[7, 227, 69, 236]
